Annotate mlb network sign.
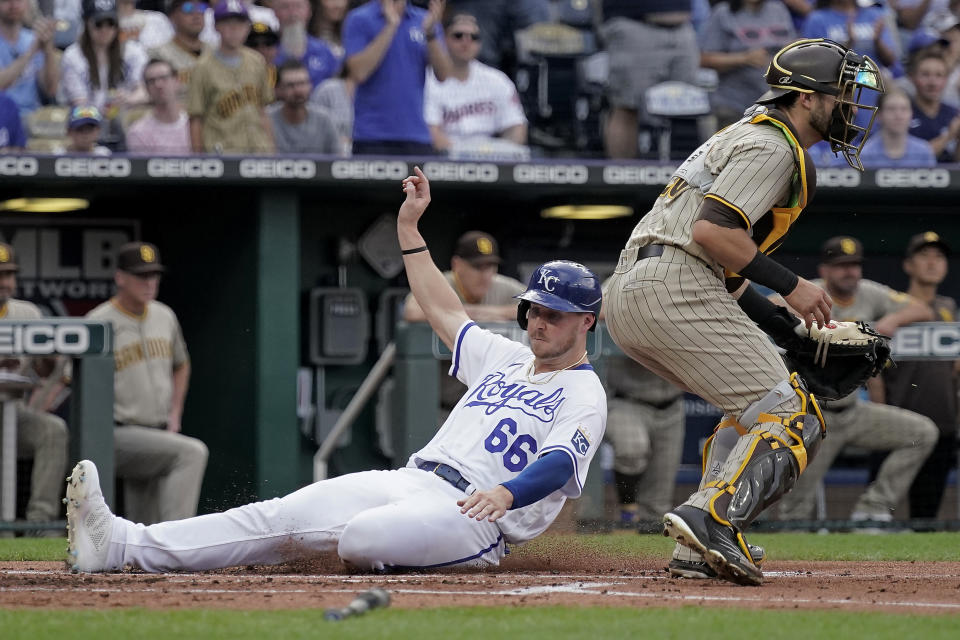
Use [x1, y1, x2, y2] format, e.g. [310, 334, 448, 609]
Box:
[0, 320, 112, 356]
[891, 323, 960, 360]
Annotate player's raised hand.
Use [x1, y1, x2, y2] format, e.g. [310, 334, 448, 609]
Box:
[399, 166, 431, 224]
[457, 485, 514, 522]
[784, 277, 833, 329]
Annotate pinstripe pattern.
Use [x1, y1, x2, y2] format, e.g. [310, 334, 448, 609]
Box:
[622, 116, 795, 273]
[605, 247, 792, 416]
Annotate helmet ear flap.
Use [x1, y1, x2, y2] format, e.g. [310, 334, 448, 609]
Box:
[516, 299, 530, 330]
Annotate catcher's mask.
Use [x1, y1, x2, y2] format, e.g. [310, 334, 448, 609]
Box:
[756, 38, 885, 171]
[515, 260, 602, 332]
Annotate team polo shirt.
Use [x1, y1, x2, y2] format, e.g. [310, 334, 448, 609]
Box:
[275, 35, 341, 88]
[344, 1, 442, 144]
[0, 29, 45, 115]
[0, 94, 26, 148]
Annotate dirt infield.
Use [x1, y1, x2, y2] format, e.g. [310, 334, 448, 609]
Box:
[3, 552, 960, 614]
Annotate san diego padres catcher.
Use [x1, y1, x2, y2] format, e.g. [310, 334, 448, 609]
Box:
[603, 39, 886, 585]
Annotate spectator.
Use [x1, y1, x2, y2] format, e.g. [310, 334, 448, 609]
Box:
[0, 243, 68, 537]
[0, 91, 25, 150]
[310, 0, 347, 57]
[598, 1, 699, 159]
[423, 13, 527, 157]
[908, 49, 960, 160]
[344, 0, 451, 156]
[273, 0, 340, 87]
[310, 65, 353, 154]
[245, 20, 280, 86]
[446, 0, 549, 69]
[776, 236, 939, 527]
[85, 241, 208, 525]
[126, 58, 191, 154]
[883, 232, 958, 523]
[602, 356, 684, 531]
[699, 0, 796, 128]
[801, 0, 899, 77]
[0, 0, 58, 119]
[117, 0, 174, 49]
[402, 230, 524, 424]
[267, 59, 339, 153]
[59, 0, 149, 118]
[858, 88, 937, 167]
[57, 105, 112, 154]
[149, 0, 213, 98]
[187, 0, 274, 154]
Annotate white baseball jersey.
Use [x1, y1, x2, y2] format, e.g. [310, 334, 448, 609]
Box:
[410, 320, 606, 544]
[424, 60, 527, 139]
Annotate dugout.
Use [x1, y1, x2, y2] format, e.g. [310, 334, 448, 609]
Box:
[1, 156, 959, 516]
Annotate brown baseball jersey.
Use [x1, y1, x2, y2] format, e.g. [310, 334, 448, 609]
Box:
[149, 40, 214, 103]
[86, 298, 189, 427]
[187, 47, 274, 154]
[620, 106, 814, 282]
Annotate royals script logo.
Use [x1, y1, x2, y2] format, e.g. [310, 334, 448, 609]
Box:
[464, 370, 566, 422]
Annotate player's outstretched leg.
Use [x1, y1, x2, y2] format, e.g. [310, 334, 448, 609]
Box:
[65, 460, 116, 573]
[665, 375, 823, 586]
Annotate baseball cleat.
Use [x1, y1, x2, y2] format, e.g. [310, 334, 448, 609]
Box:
[662, 505, 763, 586]
[668, 544, 766, 579]
[65, 460, 115, 573]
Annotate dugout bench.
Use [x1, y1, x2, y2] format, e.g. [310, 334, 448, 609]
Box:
[0, 319, 114, 535]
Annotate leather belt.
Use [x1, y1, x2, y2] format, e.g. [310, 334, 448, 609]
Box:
[417, 460, 471, 493]
[636, 244, 666, 262]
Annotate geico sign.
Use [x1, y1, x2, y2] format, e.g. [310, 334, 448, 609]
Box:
[54, 157, 131, 178]
[422, 162, 499, 182]
[239, 159, 316, 179]
[331, 160, 408, 180]
[513, 164, 588, 184]
[0, 156, 38, 176]
[147, 158, 224, 178]
[602, 165, 676, 185]
[0, 324, 90, 355]
[816, 169, 860, 187]
[892, 324, 960, 358]
[876, 169, 950, 188]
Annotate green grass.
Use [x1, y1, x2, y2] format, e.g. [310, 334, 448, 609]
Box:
[1, 607, 958, 640]
[4, 531, 960, 563]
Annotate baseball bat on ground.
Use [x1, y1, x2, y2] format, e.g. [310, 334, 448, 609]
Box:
[323, 588, 391, 621]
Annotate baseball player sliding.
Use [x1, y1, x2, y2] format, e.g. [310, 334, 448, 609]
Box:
[603, 39, 885, 585]
[64, 167, 606, 573]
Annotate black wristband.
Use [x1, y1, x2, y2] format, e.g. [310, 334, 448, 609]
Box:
[401, 245, 428, 255]
[738, 285, 802, 349]
[737, 251, 799, 297]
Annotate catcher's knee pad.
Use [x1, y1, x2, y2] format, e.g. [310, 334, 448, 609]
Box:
[703, 374, 825, 530]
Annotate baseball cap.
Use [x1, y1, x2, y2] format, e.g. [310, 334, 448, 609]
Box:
[117, 242, 166, 274]
[905, 231, 951, 257]
[908, 28, 950, 54]
[68, 105, 103, 130]
[213, 0, 249, 22]
[82, 0, 117, 22]
[453, 231, 501, 267]
[246, 20, 279, 47]
[820, 236, 864, 265]
[0, 243, 19, 273]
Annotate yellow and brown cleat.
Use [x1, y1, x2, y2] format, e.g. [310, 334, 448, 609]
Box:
[663, 505, 763, 586]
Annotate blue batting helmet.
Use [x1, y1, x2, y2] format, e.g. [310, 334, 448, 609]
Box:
[515, 260, 602, 331]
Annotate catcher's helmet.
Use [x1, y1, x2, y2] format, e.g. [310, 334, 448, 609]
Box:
[756, 38, 884, 170]
[515, 260, 602, 332]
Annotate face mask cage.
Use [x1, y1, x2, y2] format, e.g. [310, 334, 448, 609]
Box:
[828, 54, 885, 170]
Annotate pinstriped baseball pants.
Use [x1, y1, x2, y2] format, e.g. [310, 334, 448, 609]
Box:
[605, 246, 805, 512]
[605, 246, 797, 417]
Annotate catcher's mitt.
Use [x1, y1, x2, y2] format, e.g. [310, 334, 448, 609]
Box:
[782, 320, 892, 401]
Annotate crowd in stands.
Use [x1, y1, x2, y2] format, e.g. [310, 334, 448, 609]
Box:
[2, 0, 960, 162]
